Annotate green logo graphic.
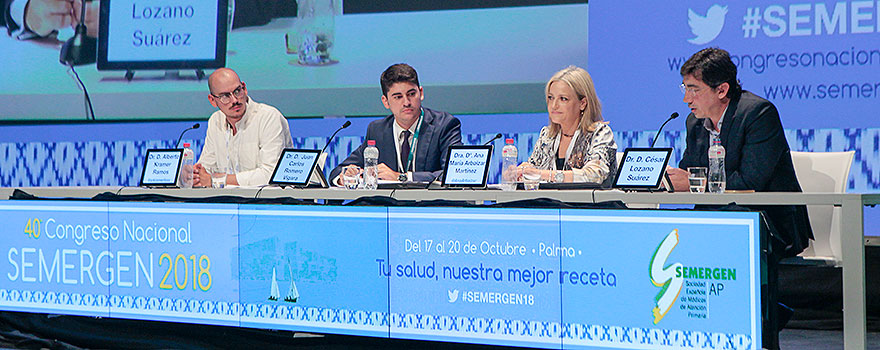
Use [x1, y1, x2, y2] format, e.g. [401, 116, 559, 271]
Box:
[649, 229, 683, 324]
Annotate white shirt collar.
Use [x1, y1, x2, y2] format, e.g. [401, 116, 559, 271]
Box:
[391, 111, 421, 173]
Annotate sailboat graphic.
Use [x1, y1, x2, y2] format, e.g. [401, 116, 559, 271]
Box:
[268, 267, 280, 301]
[284, 259, 299, 303]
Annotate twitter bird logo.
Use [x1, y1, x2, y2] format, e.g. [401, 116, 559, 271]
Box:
[688, 4, 728, 44]
[447, 289, 459, 303]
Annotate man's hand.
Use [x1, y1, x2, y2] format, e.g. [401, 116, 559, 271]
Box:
[343, 165, 362, 176]
[336, 165, 362, 186]
[666, 166, 689, 192]
[376, 163, 400, 181]
[72, 0, 99, 37]
[25, 0, 75, 36]
[193, 163, 210, 187]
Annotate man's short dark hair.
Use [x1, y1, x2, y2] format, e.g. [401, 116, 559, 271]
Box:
[380, 63, 419, 96]
[680, 48, 742, 100]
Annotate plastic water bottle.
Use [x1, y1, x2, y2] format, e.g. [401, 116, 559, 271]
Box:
[500, 138, 517, 191]
[363, 140, 379, 190]
[179, 143, 194, 188]
[708, 137, 726, 193]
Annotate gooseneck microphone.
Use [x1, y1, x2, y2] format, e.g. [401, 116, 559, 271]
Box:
[650, 112, 679, 148]
[320, 121, 352, 155]
[312, 121, 352, 188]
[483, 133, 503, 145]
[648, 112, 679, 192]
[175, 123, 201, 147]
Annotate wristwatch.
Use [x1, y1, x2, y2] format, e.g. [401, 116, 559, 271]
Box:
[398, 173, 408, 182]
[553, 170, 565, 183]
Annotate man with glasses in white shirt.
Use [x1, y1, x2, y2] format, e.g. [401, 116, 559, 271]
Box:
[193, 67, 293, 187]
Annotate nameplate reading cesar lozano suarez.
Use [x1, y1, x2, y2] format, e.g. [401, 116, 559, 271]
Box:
[105, 0, 219, 62]
[443, 145, 492, 187]
[614, 148, 672, 188]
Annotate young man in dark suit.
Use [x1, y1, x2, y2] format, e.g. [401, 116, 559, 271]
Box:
[329, 63, 462, 184]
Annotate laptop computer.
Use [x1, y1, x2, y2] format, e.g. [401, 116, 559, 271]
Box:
[139, 148, 184, 187]
[612, 147, 673, 190]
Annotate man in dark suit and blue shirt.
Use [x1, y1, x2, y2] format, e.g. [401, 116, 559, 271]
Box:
[666, 47, 812, 350]
[330, 63, 463, 184]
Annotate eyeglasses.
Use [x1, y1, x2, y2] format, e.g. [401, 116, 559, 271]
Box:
[212, 84, 246, 104]
[680, 83, 701, 96]
[680, 83, 717, 97]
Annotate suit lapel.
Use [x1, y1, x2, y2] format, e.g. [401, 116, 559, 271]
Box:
[378, 116, 398, 168]
[719, 95, 740, 146]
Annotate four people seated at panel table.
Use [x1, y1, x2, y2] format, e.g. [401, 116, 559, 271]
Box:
[188, 48, 808, 349]
[189, 46, 811, 261]
[189, 50, 809, 252]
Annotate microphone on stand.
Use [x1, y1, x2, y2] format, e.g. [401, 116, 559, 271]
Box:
[649, 112, 679, 192]
[320, 121, 351, 154]
[314, 121, 352, 187]
[175, 123, 200, 148]
[483, 133, 503, 146]
[60, 0, 98, 120]
[60, 0, 96, 66]
[650, 112, 679, 148]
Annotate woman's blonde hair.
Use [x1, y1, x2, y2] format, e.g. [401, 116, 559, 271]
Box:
[545, 65, 603, 137]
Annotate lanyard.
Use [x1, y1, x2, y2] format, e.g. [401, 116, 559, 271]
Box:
[551, 129, 580, 170]
[403, 109, 423, 172]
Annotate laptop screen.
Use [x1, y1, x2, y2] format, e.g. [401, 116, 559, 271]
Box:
[613, 148, 673, 189]
[139, 149, 184, 187]
[269, 149, 322, 186]
[441, 145, 493, 187]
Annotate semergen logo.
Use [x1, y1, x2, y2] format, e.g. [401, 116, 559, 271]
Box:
[650, 229, 740, 324]
[649, 229, 683, 324]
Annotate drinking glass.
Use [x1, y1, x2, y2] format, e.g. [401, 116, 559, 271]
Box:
[521, 166, 542, 191]
[211, 166, 228, 189]
[341, 166, 361, 190]
[688, 167, 707, 193]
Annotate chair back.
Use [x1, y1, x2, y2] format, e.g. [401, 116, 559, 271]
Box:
[790, 151, 854, 263]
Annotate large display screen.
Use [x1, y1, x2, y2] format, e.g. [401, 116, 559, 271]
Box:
[0, 200, 763, 349]
[0, 2, 587, 121]
[97, 0, 227, 70]
[589, 0, 880, 130]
